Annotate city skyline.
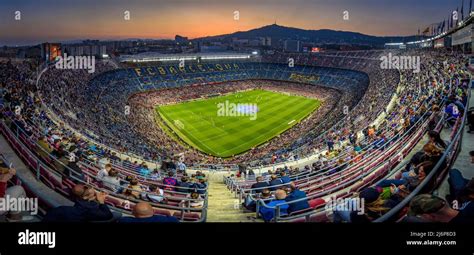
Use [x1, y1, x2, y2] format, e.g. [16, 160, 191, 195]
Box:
[0, 0, 466, 46]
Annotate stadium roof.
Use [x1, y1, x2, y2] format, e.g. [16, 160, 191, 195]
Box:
[119, 52, 254, 62]
[391, 11, 474, 46]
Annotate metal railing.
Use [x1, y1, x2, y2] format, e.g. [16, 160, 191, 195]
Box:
[255, 111, 434, 222]
[373, 82, 471, 222]
[0, 120, 208, 222]
[252, 56, 465, 222]
[233, 80, 437, 201]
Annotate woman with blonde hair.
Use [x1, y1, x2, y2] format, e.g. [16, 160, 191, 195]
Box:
[350, 186, 402, 223]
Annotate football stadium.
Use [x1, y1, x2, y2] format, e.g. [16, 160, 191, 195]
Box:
[1, 0, 474, 252]
[156, 89, 322, 157]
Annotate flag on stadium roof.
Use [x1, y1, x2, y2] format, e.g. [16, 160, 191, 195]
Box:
[422, 26, 430, 35]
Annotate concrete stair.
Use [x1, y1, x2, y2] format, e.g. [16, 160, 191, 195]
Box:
[205, 174, 258, 222]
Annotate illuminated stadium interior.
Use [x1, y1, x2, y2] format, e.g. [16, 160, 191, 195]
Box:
[0, 2, 473, 250]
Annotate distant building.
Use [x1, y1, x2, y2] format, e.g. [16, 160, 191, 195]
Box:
[100, 45, 107, 56]
[232, 38, 249, 47]
[76, 46, 84, 55]
[63, 42, 108, 58]
[0, 46, 19, 58]
[200, 45, 228, 53]
[259, 37, 272, 47]
[83, 45, 91, 56]
[41, 43, 62, 62]
[91, 45, 99, 56]
[16, 46, 41, 59]
[249, 39, 260, 47]
[175, 35, 189, 44]
[300, 43, 315, 52]
[284, 40, 300, 52]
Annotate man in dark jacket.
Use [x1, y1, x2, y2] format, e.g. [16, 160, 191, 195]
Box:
[280, 172, 291, 184]
[269, 175, 283, 191]
[193, 178, 207, 195]
[43, 184, 113, 222]
[285, 183, 310, 214]
[251, 176, 269, 194]
[176, 177, 194, 193]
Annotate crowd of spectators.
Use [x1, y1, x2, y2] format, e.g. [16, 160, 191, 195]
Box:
[127, 80, 343, 165]
[36, 58, 384, 167]
[235, 49, 472, 223]
[0, 59, 208, 222]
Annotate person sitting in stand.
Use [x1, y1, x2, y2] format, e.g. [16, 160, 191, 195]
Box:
[180, 192, 205, 209]
[96, 163, 112, 181]
[176, 176, 194, 193]
[0, 163, 34, 222]
[244, 188, 272, 212]
[269, 175, 283, 191]
[251, 176, 269, 194]
[407, 194, 474, 223]
[119, 202, 179, 223]
[427, 130, 447, 150]
[102, 169, 122, 193]
[122, 178, 142, 199]
[194, 177, 207, 195]
[43, 184, 113, 222]
[280, 171, 291, 184]
[259, 189, 289, 222]
[163, 171, 177, 191]
[446, 151, 474, 204]
[142, 184, 165, 204]
[285, 182, 310, 214]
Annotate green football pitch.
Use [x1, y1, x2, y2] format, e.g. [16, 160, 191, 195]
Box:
[156, 89, 321, 158]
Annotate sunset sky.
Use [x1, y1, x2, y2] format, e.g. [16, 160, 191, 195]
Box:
[0, 0, 466, 46]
